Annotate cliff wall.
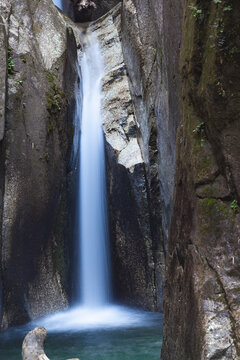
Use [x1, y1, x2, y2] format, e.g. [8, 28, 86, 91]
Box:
[121, 0, 184, 310]
[0, 0, 78, 329]
[162, 1, 240, 358]
[93, 4, 158, 310]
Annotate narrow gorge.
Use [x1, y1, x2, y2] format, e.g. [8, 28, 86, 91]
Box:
[0, 0, 239, 359]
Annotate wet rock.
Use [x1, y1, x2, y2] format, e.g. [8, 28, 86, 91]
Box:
[22, 327, 48, 360]
[0, 2, 11, 140]
[0, 0, 79, 329]
[22, 327, 80, 360]
[121, 0, 184, 310]
[91, 4, 158, 310]
[72, 0, 97, 22]
[162, 1, 240, 359]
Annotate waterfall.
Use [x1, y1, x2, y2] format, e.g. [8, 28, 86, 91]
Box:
[37, 30, 147, 332]
[52, 0, 63, 10]
[78, 33, 110, 306]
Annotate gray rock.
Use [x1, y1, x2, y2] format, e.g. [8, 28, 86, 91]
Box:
[0, 2, 11, 141]
[0, 0, 79, 329]
[121, 0, 184, 310]
[22, 327, 80, 360]
[22, 327, 48, 360]
[90, 4, 158, 310]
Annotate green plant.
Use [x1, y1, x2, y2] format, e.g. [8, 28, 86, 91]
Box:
[45, 149, 49, 162]
[224, 6, 232, 11]
[8, 46, 15, 75]
[216, 81, 226, 97]
[231, 200, 239, 213]
[46, 71, 65, 115]
[213, 0, 222, 4]
[189, 4, 205, 23]
[193, 122, 205, 134]
[193, 122, 205, 147]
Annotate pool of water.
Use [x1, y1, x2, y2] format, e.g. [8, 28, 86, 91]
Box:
[0, 307, 163, 360]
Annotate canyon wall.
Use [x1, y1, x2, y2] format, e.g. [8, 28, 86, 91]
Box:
[162, 1, 240, 358]
[0, 0, 78, 329]
[94, 4, 158, 310]
[1, 2, 240, 359]
[121, 0, 184, 310]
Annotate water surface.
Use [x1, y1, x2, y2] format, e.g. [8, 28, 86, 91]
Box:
[0, 308, 163, 360]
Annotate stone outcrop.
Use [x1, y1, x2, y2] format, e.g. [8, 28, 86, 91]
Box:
[0, 0, 79, 329]
[22, 327, 80, 360]
[71, 0, 121, 22]
[22, 327, 48, 360]
[121, 0, 184, 310]
[91, 4, 158, 310]
[72, 0, 97, 22]
[162, 1, 240, 359]
[92, 0, 121, 21]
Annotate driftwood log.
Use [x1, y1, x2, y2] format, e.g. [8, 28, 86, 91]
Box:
[22, 327, 80, 360]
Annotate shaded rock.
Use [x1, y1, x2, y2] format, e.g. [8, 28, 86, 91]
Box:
[92, 0, 122, 21]
[162, 1, 240, 359]
[72, 0, 97, 22]
[0, 0, 79, 329]
[0, 2, 11, 141]
[90, 4, 158, 310]
[121, 0, 184, 310]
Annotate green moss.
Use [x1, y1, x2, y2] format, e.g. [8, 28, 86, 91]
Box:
[8, 46, 15, 75]
[45, 71, 65, 115]
[20, 54, 27, 63]
[231, 200, 239, 213]
[198, 198, 232, 241]
[45, 149, 49, 162]
[47, 120, 54, 134]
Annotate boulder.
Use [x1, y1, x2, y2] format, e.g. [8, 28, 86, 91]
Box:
[22, 327, 80, 360]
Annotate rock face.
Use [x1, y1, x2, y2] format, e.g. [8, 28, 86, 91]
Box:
[22, 327, 80, 360]
[72, 0, 97, 22]
[93, 0, 122, 20]
[71, 0, 121, 22]
[91, 4, 158, 310]
[121, 0, 184, 309]
[22, 327, 48, 360]
[0, 0, 78, 329]
[162, 1, 240, 359]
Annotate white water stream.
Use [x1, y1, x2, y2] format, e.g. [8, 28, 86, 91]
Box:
[52, 0, 63, 10]
[79, 35, 110, 306]
[36, 31, 152, 332]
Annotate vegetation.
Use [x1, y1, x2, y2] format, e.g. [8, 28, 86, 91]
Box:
[188, 4, 205, 23]
[193, 122, 205, 147]
[231, 200, 239, 213]
[8, 46, 15, 75]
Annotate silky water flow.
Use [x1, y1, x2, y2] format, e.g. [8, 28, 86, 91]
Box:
[0, 28, 163, 360]
[32, 31, 162, 334]
[79, 34, 110, 307]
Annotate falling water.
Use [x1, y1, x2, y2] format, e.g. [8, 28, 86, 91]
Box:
[36, 30, 152, 331]
[78, 33, 110, 306]
[52, 0, 63, 10]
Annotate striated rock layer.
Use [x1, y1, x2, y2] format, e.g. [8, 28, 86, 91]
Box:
[162, 1, 240, 359]
[0, 0, 78, 329]
[121, 0, 184, 310]
[92, 4, 159, 310]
